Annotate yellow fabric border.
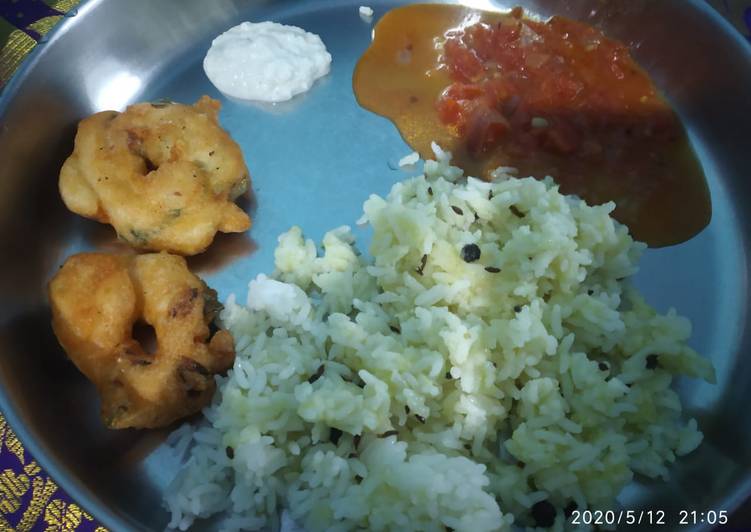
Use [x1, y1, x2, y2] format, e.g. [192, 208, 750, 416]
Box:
[0, 414, 106, 531]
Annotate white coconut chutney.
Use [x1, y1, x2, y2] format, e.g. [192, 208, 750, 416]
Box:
[203, 21, 332, 103]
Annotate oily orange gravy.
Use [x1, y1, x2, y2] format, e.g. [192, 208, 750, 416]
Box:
[353, 4, 710, 247]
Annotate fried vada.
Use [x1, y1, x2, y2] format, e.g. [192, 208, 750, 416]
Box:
[48, 252, 235, 429]
[59, 96, 251, 255]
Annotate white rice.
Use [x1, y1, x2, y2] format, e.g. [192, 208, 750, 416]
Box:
[398, 151, 420, 168]
[164, 146, 716, 531]
[359, 6, 374, 21]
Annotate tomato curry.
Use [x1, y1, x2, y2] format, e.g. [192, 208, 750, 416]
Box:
[353, 4, 710, 247]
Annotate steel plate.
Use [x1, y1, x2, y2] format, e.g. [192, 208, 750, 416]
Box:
[0, 0, 750, 530]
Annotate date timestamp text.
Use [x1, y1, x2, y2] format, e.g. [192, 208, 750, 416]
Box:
[570, 509, 729, 526]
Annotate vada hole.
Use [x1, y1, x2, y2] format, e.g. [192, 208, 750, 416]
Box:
[132, 321, 157, 355]
[150, 99, 174, 108]
[143, 156, 158, 173]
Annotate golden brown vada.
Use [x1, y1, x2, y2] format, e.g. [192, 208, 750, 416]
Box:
[59, 96, 251, 255]
[48, 252, 235, 429]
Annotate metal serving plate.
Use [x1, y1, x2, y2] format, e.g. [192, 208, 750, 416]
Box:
[0, 0, 749, 530]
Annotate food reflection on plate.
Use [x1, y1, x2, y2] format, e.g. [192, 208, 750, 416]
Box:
[43, 4, 719, 531]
